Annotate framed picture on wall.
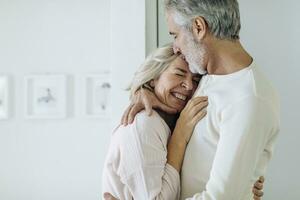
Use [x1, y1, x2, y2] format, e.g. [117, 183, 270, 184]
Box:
[0, 76, 9, 120]
[24, 74, 68, 119]
[85, 73, 111, 118]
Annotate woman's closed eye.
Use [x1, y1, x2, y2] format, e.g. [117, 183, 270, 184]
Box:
[175, 73, 185, 77]
[174, 69, 186, 77]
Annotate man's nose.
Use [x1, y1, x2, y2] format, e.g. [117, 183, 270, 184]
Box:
[173, 44, 181, 54]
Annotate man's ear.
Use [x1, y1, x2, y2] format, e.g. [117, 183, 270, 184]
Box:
[150, 80, 155, 88]
[192, 16, 207, 41]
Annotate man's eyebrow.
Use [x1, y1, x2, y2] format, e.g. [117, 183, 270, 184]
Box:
[169, 32, 175, 35]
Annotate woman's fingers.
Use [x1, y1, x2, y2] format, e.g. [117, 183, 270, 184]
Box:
[184, 96, 208, 113]
[179, 96, 208, 128]
[189, 96, 208, 106]
[190, 100, 208, 117]
[192, 109, 207, 125]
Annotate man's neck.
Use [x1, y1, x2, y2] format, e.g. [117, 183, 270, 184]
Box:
[206, 39, 253, 75]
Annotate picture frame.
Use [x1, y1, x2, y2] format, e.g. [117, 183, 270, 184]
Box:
[24, 74, 68, 119]
[0, 76, 9, 120]
[85, 73, 111, 118]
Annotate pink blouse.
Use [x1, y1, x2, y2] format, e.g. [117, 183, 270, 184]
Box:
[102, 111, 180, 200]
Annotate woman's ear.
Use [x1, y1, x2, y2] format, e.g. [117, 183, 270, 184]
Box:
[192, 16, 207, 41]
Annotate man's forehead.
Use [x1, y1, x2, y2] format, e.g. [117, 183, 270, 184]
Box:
[165, 11, 177, 30]
[166, 12, 180, 35]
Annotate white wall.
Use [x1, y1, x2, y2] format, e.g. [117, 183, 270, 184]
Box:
[110, 0, 146, 127]
[239, 1, 300, 199]
[240, 0, 300, 200]
[0, 0, 146, 199]
[2, 0, 297, 199]
[0, 0, 112, 199]
[155, 0, 300, 199]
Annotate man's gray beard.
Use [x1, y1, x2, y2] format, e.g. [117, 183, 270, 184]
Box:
[187, 58, 206, 75]
[184, 32, 207, 75]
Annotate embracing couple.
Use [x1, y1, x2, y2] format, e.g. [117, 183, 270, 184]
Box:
[102, 0, 280, 199]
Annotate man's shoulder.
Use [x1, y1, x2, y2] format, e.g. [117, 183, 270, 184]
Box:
[225, 64, 280, 124]
[225, 63, 279, 105]
[250, 63, 280, 113]
[209, 63, 279, 116]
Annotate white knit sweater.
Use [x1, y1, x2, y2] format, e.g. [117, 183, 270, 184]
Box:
[181, 62, 280, 200]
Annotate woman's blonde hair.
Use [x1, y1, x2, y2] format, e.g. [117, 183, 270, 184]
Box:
[127, 43, 179, 98]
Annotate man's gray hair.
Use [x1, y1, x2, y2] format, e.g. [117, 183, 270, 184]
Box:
[127, 43, 179, 98]
[164, 0, 241, 40]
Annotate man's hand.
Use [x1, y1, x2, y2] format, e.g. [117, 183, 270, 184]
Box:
[103, 192, 118, 200]
[253, 176, 264, 200]
[121, 88, 177, 125]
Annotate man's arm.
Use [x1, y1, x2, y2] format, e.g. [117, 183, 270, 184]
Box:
[121, 88, 177, 125]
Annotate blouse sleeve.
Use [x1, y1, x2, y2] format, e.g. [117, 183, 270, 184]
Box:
[118, 113, 181, 200]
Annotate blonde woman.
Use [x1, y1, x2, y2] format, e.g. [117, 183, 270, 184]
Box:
[102, 44, 264, 200]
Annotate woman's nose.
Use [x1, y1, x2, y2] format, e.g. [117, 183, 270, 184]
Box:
[181, 79, 193, 90]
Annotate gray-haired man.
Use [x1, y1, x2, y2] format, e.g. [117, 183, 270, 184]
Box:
[111, 0, 279, 199]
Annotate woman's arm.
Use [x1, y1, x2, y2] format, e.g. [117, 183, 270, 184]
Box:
[167, 97, 208, 172]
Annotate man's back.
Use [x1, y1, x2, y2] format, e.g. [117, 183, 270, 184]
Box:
[181, 62, 280, 199]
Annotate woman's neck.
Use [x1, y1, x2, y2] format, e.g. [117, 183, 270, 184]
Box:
[154, 109, 179, 132]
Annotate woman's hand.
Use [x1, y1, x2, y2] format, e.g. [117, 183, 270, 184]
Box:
[174, 96, 208, 144]
[167, 96, 208, 172]
[252, 176, 264, 200]
[121, 88, 177, 125]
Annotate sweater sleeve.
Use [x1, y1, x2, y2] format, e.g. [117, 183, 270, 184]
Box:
[186, 96, 279, 200]
[118, 113, 180, 200]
